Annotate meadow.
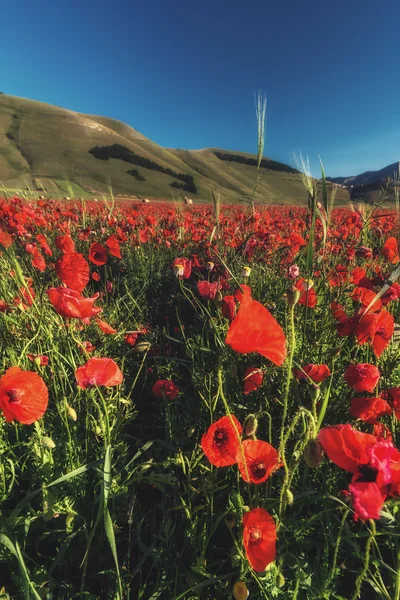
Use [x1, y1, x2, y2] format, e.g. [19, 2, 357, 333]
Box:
[0, 192, 400, 600]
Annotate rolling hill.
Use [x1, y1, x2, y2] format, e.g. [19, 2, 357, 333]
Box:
[0, 93, 349, 204]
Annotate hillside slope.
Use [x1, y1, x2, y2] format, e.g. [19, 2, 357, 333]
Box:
[0, 94, 349, 204]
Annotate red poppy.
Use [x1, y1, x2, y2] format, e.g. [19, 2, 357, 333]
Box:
[125, 332, 138, 346]
[92, 272, 101, 282]
[293, 364, 331, 383]
[318, 424, 400, 520]
[96, 319, 117, 334]
[75, 357, 123, 388]
[234, 285, 252, 304]
[172, 257, 192, 279]
[55, 252, 89, 292]
[243, 367, 263, 394]
[201, 415, 242, 467]
[355, 310, 394, 357]
[222, 295, 236, 320]
[294, 278, 317, 308]
[226, 294, 286, 366]
[350, 397, 392, 424]
[382, 237, 399, 264]
[197, 280, 220, 300]
[0, 230, 12, 248]
[344, 364, 380, 393]
[152, 379, 179, 400]
[382, 388, 400, 420]
[55, 234, 75, 254]
[105, 235, 122, 259]
[242, 508, 276, 572]
[47, 287, 102, 320]
[36, 233, 52, 256]
[0, 366, 48, 424]
[88, 242, 108, 266]
[236, 439, 281, 484]
[31, 248, 46, 272]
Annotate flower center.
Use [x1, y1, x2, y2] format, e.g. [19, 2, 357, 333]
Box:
[358, 464, 378, 482]
[6, 389, 20, 403]
[214, 428, 228, 448]
[251, 461, 267, 479]
[248, 525, 262, 545]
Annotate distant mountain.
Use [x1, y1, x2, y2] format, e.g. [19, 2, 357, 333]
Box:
[0, 94, 349, 204]
[328, 161, 400, 187]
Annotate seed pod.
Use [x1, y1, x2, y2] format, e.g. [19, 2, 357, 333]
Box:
[304, 439, 323, 468]
[233, 581, 249, 600]
[244, 414, 258, 437]
[42, 436, 56, 449]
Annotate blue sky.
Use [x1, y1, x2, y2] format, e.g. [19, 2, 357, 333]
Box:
[2, 0, 400, 177]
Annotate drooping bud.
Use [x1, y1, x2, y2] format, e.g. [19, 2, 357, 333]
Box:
[173, 264, 184, 278]
[225, 513, 236, 530]
[309, 385, 321, 402]
[241, 266, 251, 278]
[67, 405, 77, 422]
[286, 489, 294, 505]
[277, 573, 286, 588]
[304, 439, 323, 468]
[206, 261, 215, 272]
[244, 414, 258, 437]
[133, 341, 151, 353]
[233, 581, 249, 600]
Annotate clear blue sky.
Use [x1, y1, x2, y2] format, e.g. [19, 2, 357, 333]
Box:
[2, 0, 400, 177]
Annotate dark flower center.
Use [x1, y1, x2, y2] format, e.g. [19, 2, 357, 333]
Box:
[6, 389, 20, 403]
[251, 461, 267, 479]
[358, 464, 378, 482]
[214, 428, 228, 448]
[248, 525, 262, 545]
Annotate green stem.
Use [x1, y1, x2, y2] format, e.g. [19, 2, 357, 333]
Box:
[351, 520, 376, 600]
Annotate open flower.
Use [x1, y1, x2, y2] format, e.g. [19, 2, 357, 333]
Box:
[201, 415, 242, 467]
[47, 287, 102, 320]
[55, 252, 89, 292]
[242, 508, 276, 572]
[243, 367, 263, 394]
[152, 379, 179, 400]
[0, 366, 48, 424]
[88, 242, 108, 266]
[293, 363, 331, 383]
[75, 357, 123, 388]
[236, 439, 281, 484]
[350, 397, 392, 424]
[344, 364, 380, 393]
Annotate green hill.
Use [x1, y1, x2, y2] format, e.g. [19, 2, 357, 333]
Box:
[0, 93, 349, 204]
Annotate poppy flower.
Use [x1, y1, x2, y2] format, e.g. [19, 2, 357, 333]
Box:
[344, 364, 380, 393]
[105, 235, 122, 259]
[293, 364, 331, 383]
[197, 280, 220, 300]
[0, 230, 12, 248]
[75, 357, 123, 388]
[242, 507, 276, 572]
[350, 397, 392, 424]
[236, 439, 281, 483]
[0, 366, 48, 424]
[201, 415, 243, 467]
[226, 294, 286, 366]
[96, 319, 117, 334]
[88, 242, 108, 266]
[55, 234, 75, 254]
[294, 278, 317, 308]
[222, 295, 236, 320]
[243, 367, 263, 394]
[318, 424, 400, 520]
[234, 285, 252, 304]
[55, 252, 89, 292]
[31, 248, 46, 272]
[355, 310, 394, 357]
[36, 233, 52, 256]
[382, 237, 399, 264]
[125, 332, 138, 346]
[47, 287, 102, 320]
[382, 388, 400, 420]
[152, 379, 179, 400]
[172, 257, 192, 279]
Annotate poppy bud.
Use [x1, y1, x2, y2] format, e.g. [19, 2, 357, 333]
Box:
[225, 513, 236, 529]
[233, 581, 249, 600]
[94, 425, 102, 436]
[277, 573, 286, 588]
[309, 385, 321, 402]
[206, 261, 215, 271]
[286, 489, 294, 505]
[286, 288, 301, 306]
[244, 414, 258, 437]
[34, 356, 42, 368]
[133, 341, 151, 353]
[173, 264, 184, 278]
[42, 436, 56, 449]
[304, 439, 323, 468]
[67, 405, 77, 422]
[241, 266, 251, 278]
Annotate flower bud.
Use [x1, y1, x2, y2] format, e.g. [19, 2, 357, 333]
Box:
[286, 489, 294, 505]
[94, 425, 102, 436]
[304, 439, 323, 468]
[233, 581, 249, 600]
[277, 573, 286, 588]
[173, 264, 184, 278]
[286, 288, 301, 306]
[287, 264, 299, 279]
[206, 261, 215, 272]
[42, 436, 56, 449]
[225, 513, 236, 529]
[133, 341, 151, 353]
[309, 385, 321, 402]
[241, 266, 251, 278]
[244, 414, 258, 437]
[67, 405, 77, 422]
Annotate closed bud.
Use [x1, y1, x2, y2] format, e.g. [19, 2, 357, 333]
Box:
[241, 266, 251, 278]
[34, 356, 42, 368]
[304, 439, 323, 468]
[206, 261, 215, 272]
[233, 581, 249, 600]
[277, 573, 286, 588]
[286, 288, 301, 306]
[286, 489, 294, 505]
[67, 405, 77, 422]
[225, 513, 236, 530]
[244, 414, 258, 437]
[173, 264, 184, 278]
[42, 436, 55, 449]
[309, 385, 321, 402]
[133, 341, 151, 353]
[94, 425, 102, 436]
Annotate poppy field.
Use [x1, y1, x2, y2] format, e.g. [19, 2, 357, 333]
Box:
[1, 195, 400, 600]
